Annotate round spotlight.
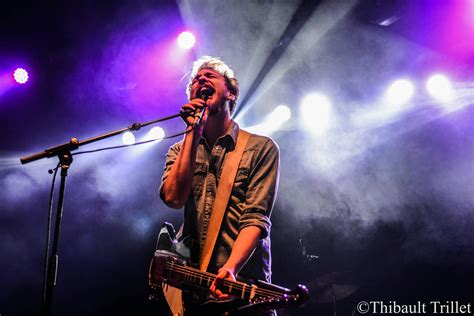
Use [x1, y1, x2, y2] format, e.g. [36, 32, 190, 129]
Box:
[426, 74, 453, 102]
[148, 126, 165, 142]
[177, 31, 196, 50]
[301, 93, 332, 135]
[269, 105, 291, 124]
[122, 131, 136, 145]
[385, 79, 414, 105]
[13, 68, 29, 84]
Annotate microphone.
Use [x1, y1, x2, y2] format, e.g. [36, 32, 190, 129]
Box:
[193, 90, 212, 127]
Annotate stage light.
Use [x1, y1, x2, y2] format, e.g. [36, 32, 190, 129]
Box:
[147, 126, 165, 142]
[13, 68, 28, 84]
[244, 105, 291, 136]
[122, 131, 136, 145]
[177, 31, 196, 49]
[301, 93, 331, 135]
[268, 105, 291, 124]
[426, 74, 453, 102]
[385, 79, 414, 105]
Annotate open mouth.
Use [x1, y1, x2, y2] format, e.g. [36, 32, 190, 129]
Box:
[199, 86, 214, 98]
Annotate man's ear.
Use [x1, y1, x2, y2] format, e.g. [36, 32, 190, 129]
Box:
[227, 92, 236, 101]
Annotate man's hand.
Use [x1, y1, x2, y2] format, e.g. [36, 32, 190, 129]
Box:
[181, 98, 208, 133]
[210, 266, 236, 300]
[209, 226, 261, 300]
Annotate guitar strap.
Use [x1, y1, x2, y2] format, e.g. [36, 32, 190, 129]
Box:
[199, 129, 251, 272]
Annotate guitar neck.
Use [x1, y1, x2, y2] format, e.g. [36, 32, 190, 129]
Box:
[150, 224, 309, 311]
[164, 261, 284, 301]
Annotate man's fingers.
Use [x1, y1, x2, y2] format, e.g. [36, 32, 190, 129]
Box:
[210, 282, 216, 297]
[211, 284, 229, 300]
[181, 99, 207, 127]
[210, 269, 231, 300]
[181, 102, 204, 115]
[216, 289, 229, 300]
[210, 277, 220, 298]
[188, 98, 206, 109]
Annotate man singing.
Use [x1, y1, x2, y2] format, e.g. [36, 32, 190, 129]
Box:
[160, 56, 279, 315]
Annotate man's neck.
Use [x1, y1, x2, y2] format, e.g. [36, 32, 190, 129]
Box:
[203, 114, 233, 148]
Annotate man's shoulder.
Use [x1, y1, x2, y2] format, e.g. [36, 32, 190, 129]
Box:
[167, 139, 184, 154]
[174, 139, 184, 146]
[244, 131, 279, 152]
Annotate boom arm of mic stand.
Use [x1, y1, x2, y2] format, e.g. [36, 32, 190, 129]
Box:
[22, 111, 182, 316]
[20, 112, 182, 164]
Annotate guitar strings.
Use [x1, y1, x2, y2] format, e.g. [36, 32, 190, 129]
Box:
[164, 262, 284, 298]
[164, 262, 287, 298]
[163, 262, 289, 299]
[164, 263, 247, 289]
[164, 262, 267, 295]
[166, 264, 282, 299]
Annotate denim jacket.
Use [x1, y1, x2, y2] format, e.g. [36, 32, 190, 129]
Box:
[160, 121, 280, 282]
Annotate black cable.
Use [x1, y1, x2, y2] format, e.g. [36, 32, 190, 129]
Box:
[42, 162, 60, 312]
[38, 115, 190, 314]
[72, 129, 193, 156]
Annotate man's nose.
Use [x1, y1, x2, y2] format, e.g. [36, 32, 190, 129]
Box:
[198, 76, 209, 84]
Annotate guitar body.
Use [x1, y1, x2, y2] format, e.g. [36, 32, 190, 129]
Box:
[148, 223, 309, 315]
[162, 285, 184, 316]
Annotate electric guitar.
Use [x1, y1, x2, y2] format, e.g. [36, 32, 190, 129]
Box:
[148, 222, 309, 315]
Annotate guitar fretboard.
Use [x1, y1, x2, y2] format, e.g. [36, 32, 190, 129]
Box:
[163, 261, 283, 301]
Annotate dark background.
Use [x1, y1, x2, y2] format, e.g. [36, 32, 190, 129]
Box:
[1, 0, 473, 315]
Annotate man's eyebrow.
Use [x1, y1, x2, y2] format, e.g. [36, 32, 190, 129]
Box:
[193, 70, 218, 79]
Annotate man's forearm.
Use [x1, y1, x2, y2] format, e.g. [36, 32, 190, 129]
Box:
[222, 226, 261, 275]
[161, 126, 200, 208]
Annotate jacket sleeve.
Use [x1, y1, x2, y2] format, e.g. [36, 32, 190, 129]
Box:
[238, 138, 280, 239]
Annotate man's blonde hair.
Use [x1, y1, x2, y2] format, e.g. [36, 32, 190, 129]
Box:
[186, 56, 239, 114]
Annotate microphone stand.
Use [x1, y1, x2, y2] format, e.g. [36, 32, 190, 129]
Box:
[20, 112, 181, 316]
